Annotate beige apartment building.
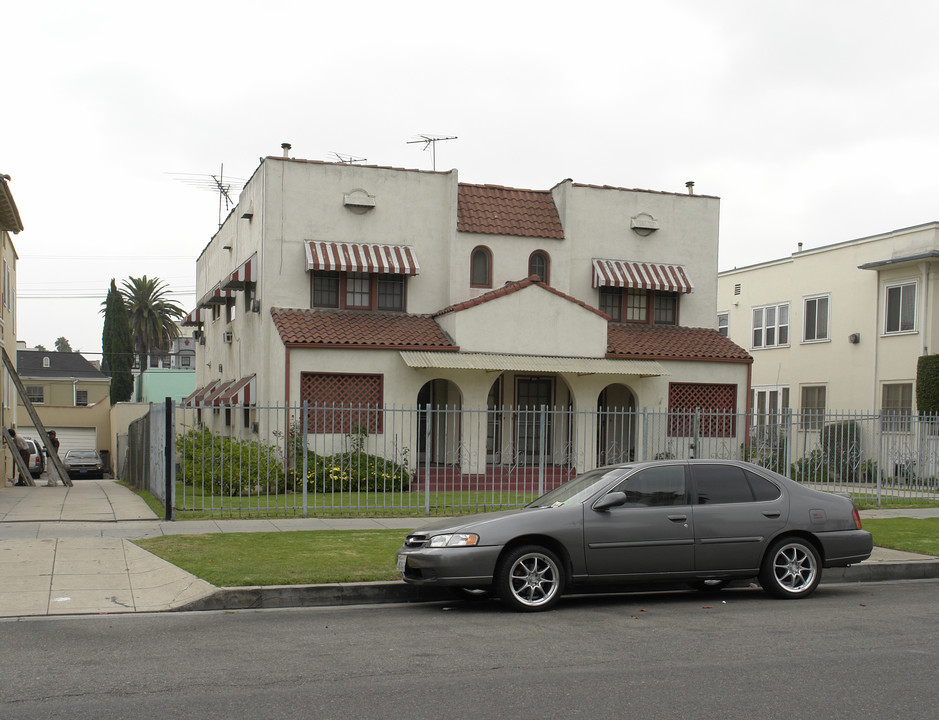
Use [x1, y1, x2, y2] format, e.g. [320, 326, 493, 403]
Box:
[1, 174, 23, 482]
[717, 222, 939, 422]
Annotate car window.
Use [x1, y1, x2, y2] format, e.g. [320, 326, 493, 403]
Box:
[745, 469, 782, 501]
[608, 465, 687, 507]
[692, 465, 755, 504]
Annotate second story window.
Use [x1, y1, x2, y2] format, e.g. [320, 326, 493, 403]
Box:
[600, 288, 677, 325]
[75, 389, 88, 407]
[471, 246, 492, 288]
[752, 303, 789, 348]
[717, 312, 729, 337]
[26, 385, 44, 404]
[312, 271, 406, 312]
[803, 294, 829, 342]
[528, 251, 549, 284]
[885, 282, 916, 334]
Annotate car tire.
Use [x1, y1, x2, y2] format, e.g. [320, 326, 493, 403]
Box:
[759, 537, 821, 599]
[496, 545, 565, 612]
[451, 587, 493, 602]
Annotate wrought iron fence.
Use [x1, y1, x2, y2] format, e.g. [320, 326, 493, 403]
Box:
[127, 403, 939, 518]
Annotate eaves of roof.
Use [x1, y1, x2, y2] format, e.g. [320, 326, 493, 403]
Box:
[434, 275, 610, 320]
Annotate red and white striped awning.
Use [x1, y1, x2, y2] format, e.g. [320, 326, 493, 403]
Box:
[591, 259, 695, 293]
[305, 241, 421, 275]
[222, 253, 258, 291]
[198, 283, 234, 307]
[216, 374, 256, 406]
[182, 380, 220, 407]
[182, 307, 205, 327]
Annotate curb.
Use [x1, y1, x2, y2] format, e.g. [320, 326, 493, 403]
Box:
[176, 560, 939, 613]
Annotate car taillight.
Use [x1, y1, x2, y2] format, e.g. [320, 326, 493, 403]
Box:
[852, 508, 863, 530]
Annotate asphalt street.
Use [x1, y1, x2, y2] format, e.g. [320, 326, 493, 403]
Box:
[2, 579, 937, 720]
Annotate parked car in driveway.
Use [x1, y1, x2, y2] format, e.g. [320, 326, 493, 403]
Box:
[397, 460, 873, 611]
[23, 438, 44, 478]
[63, 449, 105, 479]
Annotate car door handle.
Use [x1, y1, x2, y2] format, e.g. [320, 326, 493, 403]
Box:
[667, 514, 688, 522]
[762, 511, 781, 518]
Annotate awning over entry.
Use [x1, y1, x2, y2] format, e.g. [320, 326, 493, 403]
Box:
[592, 259, 694, 293]
[305, 241, 421, 275]
[222, 252, 258, 290]
[399, 351, 668, 377]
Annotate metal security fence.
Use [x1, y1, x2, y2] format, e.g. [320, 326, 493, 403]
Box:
[128, 402, 939, 518]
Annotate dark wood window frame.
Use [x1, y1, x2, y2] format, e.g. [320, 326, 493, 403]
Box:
[528, 250, 550, 285]
[599, 287, 679, 325]
[470, 246, 493, 288]
[310, 271, 407, 312]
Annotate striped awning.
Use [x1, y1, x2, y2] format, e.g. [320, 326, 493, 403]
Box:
[305, 241, 421, 275]
[216, 375, 256, 406]
[592, 259, 695, 293]
[198, 283, 234, 307]
[182, 380, 220, 407]
[182, 307, 205, 327]
[400, 351, 668, 377]
[222, 252, 258, 291]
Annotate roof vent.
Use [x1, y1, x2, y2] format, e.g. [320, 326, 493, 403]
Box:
[281, 142, 291, 158]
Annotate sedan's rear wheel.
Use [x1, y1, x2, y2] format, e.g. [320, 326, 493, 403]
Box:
[496, 545, 564, 612]
[759, 538, 821, 599]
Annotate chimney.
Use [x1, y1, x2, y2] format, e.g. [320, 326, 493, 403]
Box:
[685, 181, 695, 195]
[798, 242, 803, 252]
[281, 142, 292, 158]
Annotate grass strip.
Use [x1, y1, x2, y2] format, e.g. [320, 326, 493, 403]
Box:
[133, 529, 408, 586]
[860, 518, 939, 556]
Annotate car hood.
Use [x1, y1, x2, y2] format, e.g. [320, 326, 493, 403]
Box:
[409, 506, 546, 535]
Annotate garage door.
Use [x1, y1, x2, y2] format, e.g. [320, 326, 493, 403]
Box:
[49, 427, 98, 458]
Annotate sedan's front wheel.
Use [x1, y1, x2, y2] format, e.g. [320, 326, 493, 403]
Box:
[759, 537, 821, 599]
[496, 545, 564, 612]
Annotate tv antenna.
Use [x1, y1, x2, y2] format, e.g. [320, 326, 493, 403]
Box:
[330, 152, 367, 164]
[407, 134, 457, 171]
[169, 164, 246, 227]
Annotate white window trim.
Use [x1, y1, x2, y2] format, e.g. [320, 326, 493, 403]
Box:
[751, 302, 790, 350]
[883, 280, 917, 335]
[717, 311, 729, 337]
[802, 293, 831, 344]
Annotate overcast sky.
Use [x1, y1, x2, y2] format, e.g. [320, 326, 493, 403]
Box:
[5, 1, 939, 356]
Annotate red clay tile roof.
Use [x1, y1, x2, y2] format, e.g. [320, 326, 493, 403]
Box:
[607, 324, 752, 362]
[434, 276, 609, 319]
[458, 184, 564, 239]
[271, 308, 457, 349]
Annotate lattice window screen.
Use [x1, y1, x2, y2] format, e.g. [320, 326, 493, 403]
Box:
[300, 373, 383, 433]
[667, 382, 737, 437]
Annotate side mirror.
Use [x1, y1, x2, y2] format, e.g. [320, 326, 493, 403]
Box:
[593, 492, 627, 512]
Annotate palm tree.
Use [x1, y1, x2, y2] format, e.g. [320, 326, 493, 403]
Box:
[119, 276, 186, 372]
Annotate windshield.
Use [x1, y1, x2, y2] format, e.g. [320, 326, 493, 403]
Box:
[526, 467, 630, 508]
[67, 451, 98, 460]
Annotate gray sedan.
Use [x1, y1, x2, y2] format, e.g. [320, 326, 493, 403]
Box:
[397, 460, 873, 611]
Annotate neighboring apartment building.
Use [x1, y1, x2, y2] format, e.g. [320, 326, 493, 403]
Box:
[185, 151, 750, 473]
[16, 349, 111, 458]
[717, 222, 939, 426]
[1, 174, 23, 483]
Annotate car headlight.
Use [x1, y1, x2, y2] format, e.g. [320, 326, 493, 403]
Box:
[428, 533, 479, 548]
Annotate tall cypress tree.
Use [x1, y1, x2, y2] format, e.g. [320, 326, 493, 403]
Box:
[101, 279, 134, 404]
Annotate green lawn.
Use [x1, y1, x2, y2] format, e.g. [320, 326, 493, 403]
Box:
[131, 517, 938, 588]
[860, 518, 939, 556]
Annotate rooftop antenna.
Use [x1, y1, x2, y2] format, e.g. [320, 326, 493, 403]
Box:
[407, 134, 457, 171]
[330, 152, 367, 164]
[169, 164, 246, 228]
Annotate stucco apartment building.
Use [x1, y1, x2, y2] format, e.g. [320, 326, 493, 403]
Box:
[717, 222, 939, 424]
[185, 150, 750, 474]
[1, 174, 23, 482]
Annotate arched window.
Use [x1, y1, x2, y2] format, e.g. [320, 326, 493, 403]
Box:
[528, 251, 550, 284]
[471, 246, 492, 288]
[42, 356, 51, 368]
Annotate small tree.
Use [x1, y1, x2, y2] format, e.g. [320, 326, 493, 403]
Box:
[100, 279, 135, 404]
[916, 354, 939, 416]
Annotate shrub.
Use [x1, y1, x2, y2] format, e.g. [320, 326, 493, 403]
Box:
[791, 449, 829, 482]
[916, 354, 939, 415]
[821, 421, 861, 481]
[176, 428, 286, 495]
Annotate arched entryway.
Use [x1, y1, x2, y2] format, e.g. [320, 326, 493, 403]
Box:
[416, 379, 462, 465]
[597, 383, 637, 465]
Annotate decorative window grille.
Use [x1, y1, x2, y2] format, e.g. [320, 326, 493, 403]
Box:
[667, 382, 737, 437]
[300, 372, 383, 433]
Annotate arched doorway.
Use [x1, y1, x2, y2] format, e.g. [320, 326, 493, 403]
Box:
[597, 384, 637, 465]
[416, 379, 462, 465]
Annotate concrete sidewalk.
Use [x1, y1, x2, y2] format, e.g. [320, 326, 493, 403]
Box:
[1, 479, 937, 619]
